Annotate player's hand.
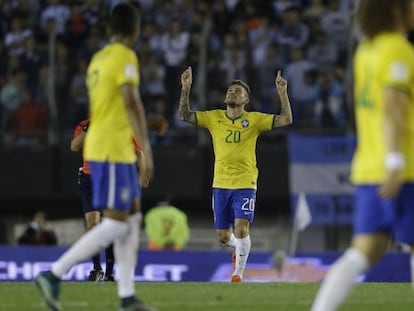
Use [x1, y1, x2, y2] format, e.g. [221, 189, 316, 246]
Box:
[379, 170, 403, 198]
[181, 66, 192, 89]
[82, 120, 90, 132]
[136, 151, 148, 188]
[140, 169, 150, 188]
[275, 70, 287, 94]
[141, 153, 154, 188]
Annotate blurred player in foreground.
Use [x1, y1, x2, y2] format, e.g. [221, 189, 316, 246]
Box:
[312, 1, 414, 310]
[35, 3, 155, 311]
[178, 66, 292, 282]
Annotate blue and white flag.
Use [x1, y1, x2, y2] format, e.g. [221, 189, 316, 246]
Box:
[287, 134, 356, 225]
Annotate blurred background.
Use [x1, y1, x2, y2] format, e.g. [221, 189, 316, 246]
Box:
[0, 0, 366, 255]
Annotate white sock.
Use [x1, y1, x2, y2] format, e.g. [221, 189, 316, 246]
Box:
[311, 248, 369, 311]
[52, 218, 128, 278]
[233, 235, 251, 277]
[115, 213, 141, 298]
[410, 254, 414, 291]
[225, 233, 236, 249]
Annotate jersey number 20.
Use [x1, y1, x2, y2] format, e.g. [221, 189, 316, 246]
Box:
[225, 129, 241, 143]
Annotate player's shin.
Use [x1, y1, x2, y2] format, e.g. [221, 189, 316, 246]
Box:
[311, 248, 368, 311]
[233, 235, 251, 278]
[51, 218, 128, 278]
[115, 212, 141, 298]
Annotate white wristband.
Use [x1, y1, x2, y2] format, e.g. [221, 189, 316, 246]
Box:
[385, 152, 405, 170]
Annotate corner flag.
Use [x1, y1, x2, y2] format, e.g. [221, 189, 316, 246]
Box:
[295, 192, 312, 231]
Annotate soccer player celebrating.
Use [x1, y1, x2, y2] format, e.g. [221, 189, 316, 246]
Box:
[35, 3, 155, 311]
[178, 66, 292, 282]
[311, 1, 414, 310]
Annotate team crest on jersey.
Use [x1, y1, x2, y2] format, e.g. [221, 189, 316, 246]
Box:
[241, 119, 249, 128]
[120, 187, 130, 203]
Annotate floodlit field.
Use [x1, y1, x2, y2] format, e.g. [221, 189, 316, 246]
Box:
[0, 282, 413, 310]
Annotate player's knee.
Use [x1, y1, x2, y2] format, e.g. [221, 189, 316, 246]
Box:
[85, 217, 100, 230]
[217, 231, 231, 244]
[234, 226, 249, 238]
[85, 221, 98, 230]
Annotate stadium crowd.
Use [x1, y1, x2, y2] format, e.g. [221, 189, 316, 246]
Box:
[0, 0, 352, 149]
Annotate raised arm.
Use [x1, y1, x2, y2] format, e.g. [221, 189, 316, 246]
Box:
[273, 70, 293, 127]
[178, 66, 196, 124]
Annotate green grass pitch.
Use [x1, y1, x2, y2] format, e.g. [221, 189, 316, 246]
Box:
[0, 282, 413, 310]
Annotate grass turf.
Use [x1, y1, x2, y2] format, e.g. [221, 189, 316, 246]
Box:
[0, 282, 413, 310]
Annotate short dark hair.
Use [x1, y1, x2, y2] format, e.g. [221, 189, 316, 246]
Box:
[229, 80, 251, 95]
[356, 0, 412, 39]
[110, 3, 140, 36]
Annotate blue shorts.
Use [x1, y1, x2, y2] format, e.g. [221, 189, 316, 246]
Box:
[212, 188, 256, 229]
[89, 161, 141, 211]
[354, 183, 414, 244]
[78, 171, 99, 214]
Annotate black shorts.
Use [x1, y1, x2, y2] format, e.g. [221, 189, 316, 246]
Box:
[78, 172, 98, 214]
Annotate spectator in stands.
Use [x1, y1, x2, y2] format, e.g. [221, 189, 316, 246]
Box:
[140, 53, 165, 106]
[9, 88, 47, 149]
[146, 98, 170, 145]
[284, 48, 316, 127]
[69, 59, 88, 124]
[17, 210, 58, 245]
[40, 0, 70, 35]
[33, 65, 49, 105]
[22, 37, 45, 94]
[248, 17, 278, 69]
[320, 0, 349, 56]
[4, 13, 33, 57]
[54, 43, 70, 111]
[311, 71, 346, 129]
[303, 0, 326, 34]
[0, 42, 8, 85]
[139, 22, 163, 58]
[144, 198, 190, 251]
[306, 30, 338, 73]
[255, 44, 284, 112]
[212, 0, 233, 36]
[64, 1, 89, 49]
[0, 68, 26, 132]
[35, 17, 58, 52]
[272, 0, 298, 17]
[220, 46, 247, 84]
[160, 18, 189, 119]
[277, 6, 310, 63]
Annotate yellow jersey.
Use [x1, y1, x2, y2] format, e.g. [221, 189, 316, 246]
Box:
[196, 109, 275, 189]
[351, 32, 414, 183]
[84, 43, 139, 163]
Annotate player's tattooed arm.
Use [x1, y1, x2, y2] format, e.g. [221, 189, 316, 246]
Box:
[179, 66, 196, 124]
[273, 70, 293, 127]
